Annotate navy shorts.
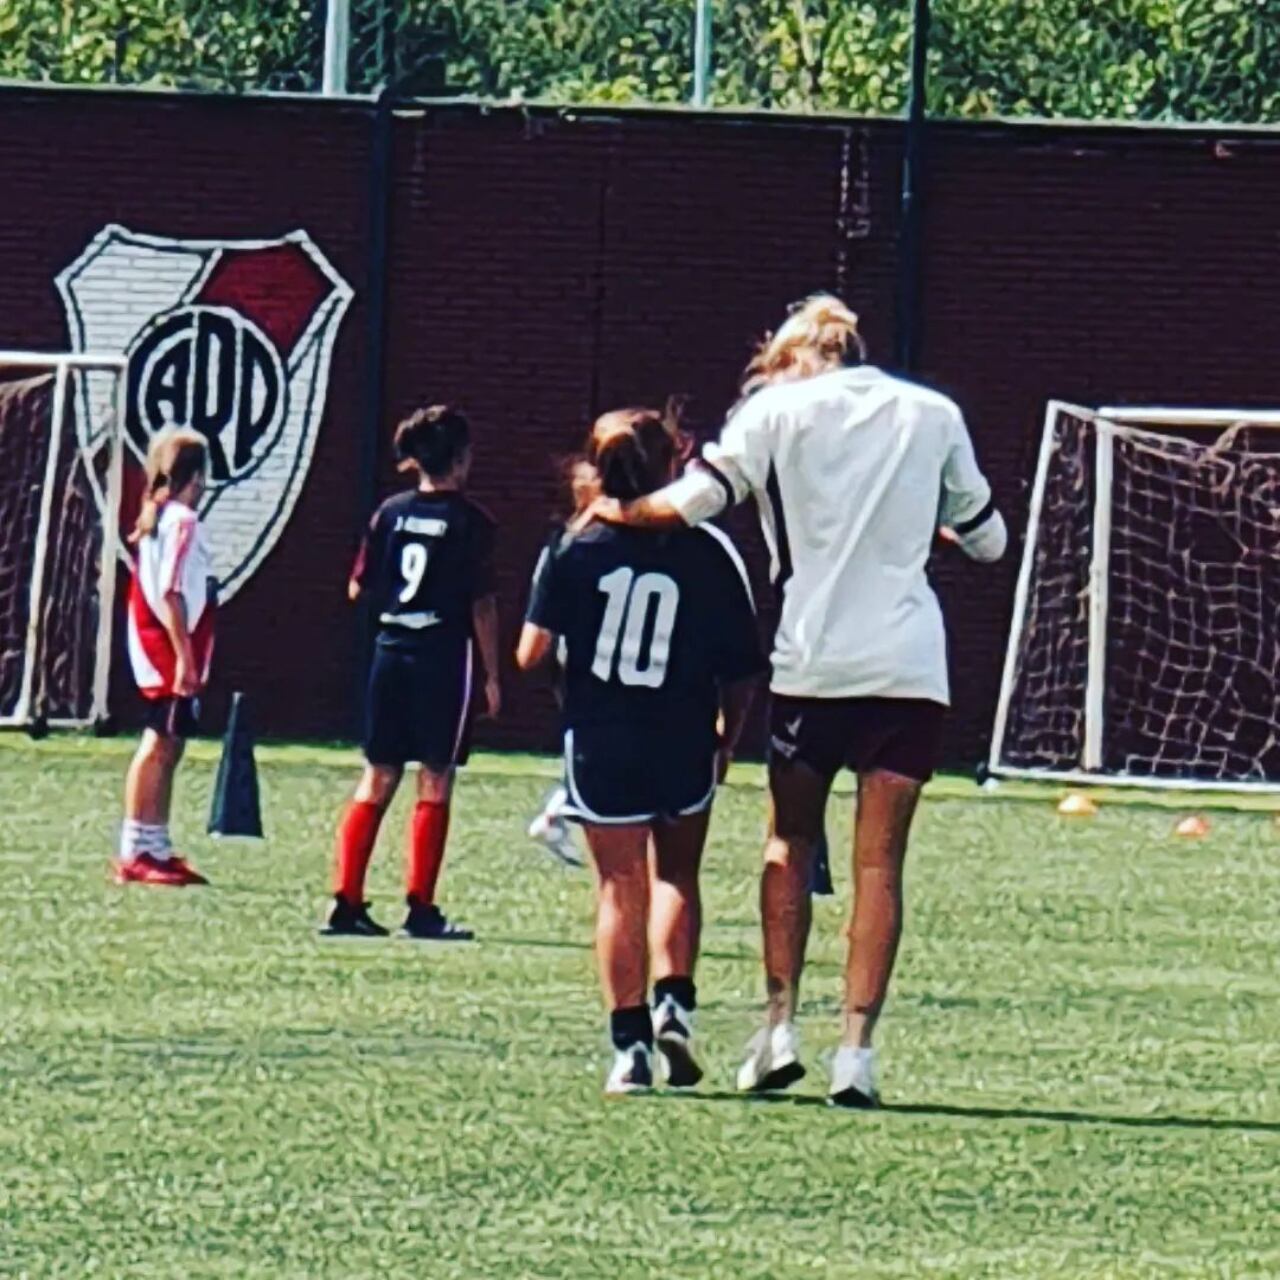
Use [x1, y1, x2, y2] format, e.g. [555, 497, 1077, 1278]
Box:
[768, 695, 945, 784]
[562, 723, 718, 826]
[144, 696, 201, 740]
[364, 638, 475, 770]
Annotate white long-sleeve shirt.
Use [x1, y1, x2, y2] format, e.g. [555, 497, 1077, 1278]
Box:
[665, 365, 1005, 704]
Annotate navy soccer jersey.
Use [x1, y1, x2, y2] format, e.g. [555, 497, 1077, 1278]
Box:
[352, 489, 496, 649]
[526, 523, 765, 742]
[353, 489, 496, 768]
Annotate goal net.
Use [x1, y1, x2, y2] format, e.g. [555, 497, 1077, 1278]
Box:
[990, 401, 1280, 792]
[0, 353, 125, 730]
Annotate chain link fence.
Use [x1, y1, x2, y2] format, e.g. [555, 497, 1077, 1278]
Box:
[0, 0, 1275, 123]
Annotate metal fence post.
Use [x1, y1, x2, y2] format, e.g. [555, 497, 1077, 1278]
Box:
[323, 0, 351, 95]
[692, 0, 712, 107]
[353, 86, 394, 731]
[894, 0, 930, 371]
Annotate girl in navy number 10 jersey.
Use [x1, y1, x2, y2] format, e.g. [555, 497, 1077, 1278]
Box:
[517, 407, 766, 1095]
[322, 406, 500, 941]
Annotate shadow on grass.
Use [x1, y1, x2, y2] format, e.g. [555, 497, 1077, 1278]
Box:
[882, 1100, 1280, 1135]
[663, 1090, 1280, 1134]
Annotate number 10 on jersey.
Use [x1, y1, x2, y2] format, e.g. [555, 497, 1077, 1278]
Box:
[592, 567, 680, 688]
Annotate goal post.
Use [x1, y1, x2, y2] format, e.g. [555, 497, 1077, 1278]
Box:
[0, 352, 126, 731]
[990, 400, 1280, 793]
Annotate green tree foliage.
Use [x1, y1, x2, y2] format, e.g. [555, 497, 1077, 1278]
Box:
[0, 0, 321, 91]
[0, 0, 1275, 124]
[930, 0, 1280, 123]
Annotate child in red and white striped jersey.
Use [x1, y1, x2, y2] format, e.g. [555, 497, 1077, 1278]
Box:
[115, 428, 215, 887]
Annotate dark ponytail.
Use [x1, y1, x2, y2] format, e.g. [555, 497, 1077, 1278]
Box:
[588, 402, 688, 502]
[394, 405, 471, 478]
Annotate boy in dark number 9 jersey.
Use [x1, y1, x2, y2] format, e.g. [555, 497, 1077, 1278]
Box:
[517, 407, 765, 1096]
[322, 406, 500, 941]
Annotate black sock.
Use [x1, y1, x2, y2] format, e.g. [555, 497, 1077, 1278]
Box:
[653, 976, 697, 1012]
[609, 1004, 653, 1052]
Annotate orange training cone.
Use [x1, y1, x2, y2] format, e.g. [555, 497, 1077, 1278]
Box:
[1174, 814, 1210, 839]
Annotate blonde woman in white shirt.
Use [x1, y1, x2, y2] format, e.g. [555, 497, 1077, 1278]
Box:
[580, 296, 1006, 1106]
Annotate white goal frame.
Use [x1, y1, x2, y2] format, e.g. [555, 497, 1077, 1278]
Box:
[0, 351, 127, 730]
[988, 399, 1280, 794]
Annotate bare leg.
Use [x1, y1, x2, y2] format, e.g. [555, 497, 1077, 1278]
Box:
[584, 824, 651, 1011]
[761, 760, 832, 1026]
[123, 730, 185, 825]
[841, 769, 922, 1049]
[354, 763, 403, 809]
[648, 809, 710, 984]
[415, 766, 454, 804]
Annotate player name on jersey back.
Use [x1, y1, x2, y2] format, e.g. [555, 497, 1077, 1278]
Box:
[396, 515, 448, 537]
[353, 490, 497, 647]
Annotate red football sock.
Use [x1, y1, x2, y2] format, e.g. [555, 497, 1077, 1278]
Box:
[406, 801, 451, 904]
[333, 800, 384, 901]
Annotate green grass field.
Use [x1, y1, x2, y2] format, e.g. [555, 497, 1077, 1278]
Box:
[2, 737, 1278, 1278]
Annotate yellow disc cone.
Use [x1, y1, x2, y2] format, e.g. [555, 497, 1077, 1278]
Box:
[1057, 792, 1098, 817]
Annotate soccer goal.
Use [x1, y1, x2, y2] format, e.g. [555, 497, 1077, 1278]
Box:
[989, 400, 1280, 793]
[0, 352, 126, 732]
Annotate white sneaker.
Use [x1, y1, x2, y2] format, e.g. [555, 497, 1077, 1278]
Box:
[652, 996, 703, 1088]
[527, 811, 583, 868]
[735, 1021, 806, 1093]
[604, 1043, 653, 1096]
[828, 1046, 879, 1109]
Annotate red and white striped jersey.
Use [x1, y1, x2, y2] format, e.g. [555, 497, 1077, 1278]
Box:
[127, 500, 216, 699]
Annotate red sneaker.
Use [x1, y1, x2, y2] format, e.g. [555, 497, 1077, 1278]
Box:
[114, 853, 189, 887]
[165, 856, 210, 886]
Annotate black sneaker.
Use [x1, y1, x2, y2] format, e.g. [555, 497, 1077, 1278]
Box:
[320, 895, 388, 937]
[400, 899, 474, 941]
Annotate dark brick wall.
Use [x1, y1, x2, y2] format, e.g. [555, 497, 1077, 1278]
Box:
[916, 122, 1280, 761]
[0, 89, 372, 739]
[3, 87, 1278, 763]
[381, 107, 880, 754]
[383, 109, 610, 751]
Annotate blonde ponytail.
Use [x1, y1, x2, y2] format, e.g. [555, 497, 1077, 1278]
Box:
[130, 428, 209, 543]
[741, 294, 866, 397]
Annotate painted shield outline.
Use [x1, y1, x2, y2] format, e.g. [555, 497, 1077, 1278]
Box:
[56, 224, 354, 602]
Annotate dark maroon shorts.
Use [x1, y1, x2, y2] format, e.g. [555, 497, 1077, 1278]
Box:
[767, 695, 946, 783]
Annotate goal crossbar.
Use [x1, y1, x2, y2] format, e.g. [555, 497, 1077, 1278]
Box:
[1099, 405, 1280, 428]
[0, 351, 127, 372]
